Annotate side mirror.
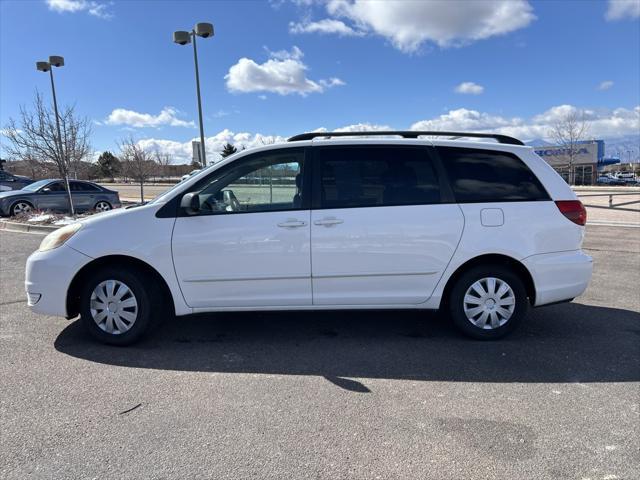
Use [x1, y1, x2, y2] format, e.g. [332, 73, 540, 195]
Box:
[180, 192, 200, 215]
[42, 187, 51, 193]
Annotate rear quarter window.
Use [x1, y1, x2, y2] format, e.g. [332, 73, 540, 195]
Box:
[437, 147, 549, 203]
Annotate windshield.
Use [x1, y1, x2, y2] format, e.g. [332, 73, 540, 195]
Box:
[21, 180, 51, 192]
[147, 149, 249, 205]
[148, 163, 217, 204]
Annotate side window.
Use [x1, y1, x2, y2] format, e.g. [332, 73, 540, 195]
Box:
[46, 182, 65, 192]
[189, 149, 305, 214]
[71, 182, 100, 192]
[318, 147, 440, 209]
[437, 147, 549, 203]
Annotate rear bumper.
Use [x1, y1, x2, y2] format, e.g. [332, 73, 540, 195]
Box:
[523, 250, 593, 307]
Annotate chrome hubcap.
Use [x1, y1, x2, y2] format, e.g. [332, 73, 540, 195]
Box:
[463, 277, 515, 329]
[13, 202, 32, 215]
[90, 280, 138, 335]
[95, 202, 111, 212]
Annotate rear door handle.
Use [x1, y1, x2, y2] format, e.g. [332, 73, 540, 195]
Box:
[277, 219, 307, 228]
[314, 217, 344, 227]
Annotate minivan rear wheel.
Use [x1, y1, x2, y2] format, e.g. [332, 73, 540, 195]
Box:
[448, 265, 528, 339]
[79, 267, 159, 345]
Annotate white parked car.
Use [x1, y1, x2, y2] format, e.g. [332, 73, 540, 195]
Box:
[26, 131, 593, 345]
[180, 169, 201, 182]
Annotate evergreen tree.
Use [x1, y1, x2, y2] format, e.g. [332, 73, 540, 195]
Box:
[220, 143, 238, 158]
[97, 151, 121, 180]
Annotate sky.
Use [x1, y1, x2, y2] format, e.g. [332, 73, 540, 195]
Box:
[1, 0, 639, 163]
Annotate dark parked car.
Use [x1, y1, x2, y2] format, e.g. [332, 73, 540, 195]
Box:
[0, 179, 121, 216]
[0, 171, 34, 191]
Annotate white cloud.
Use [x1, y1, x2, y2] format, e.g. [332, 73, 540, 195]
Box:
[46, 0, 113, 19]
[606, 0, 640, 20]
[411, 105, 640, 141]
[128, 105, 639, 163]
[411, 108, 520, 132]
[294, 0, 536, 53]
[289, 18, 363, 36]
[598, 80, 615, 90]
[105, 107, 195, 128]
[319, 77, 346, 88]
[334, 122, 393, 132]
[136, 129, 288, 163]
[455, 82, 484, 95]
[225, 46, 345, 96]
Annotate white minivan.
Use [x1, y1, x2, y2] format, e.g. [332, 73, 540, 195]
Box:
[25, 131, 593, 345]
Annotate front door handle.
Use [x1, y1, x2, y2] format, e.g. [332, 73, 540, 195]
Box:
[277, 219, 307, 228]
[314, 217, 344, 227]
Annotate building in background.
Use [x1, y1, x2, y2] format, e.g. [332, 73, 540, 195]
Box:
[192, 140, 202, 167]
[534, 140, 620, 185]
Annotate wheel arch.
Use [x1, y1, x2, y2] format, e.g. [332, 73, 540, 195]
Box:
[9, 198, 35, 214]
[66, 254, 175, 319]
[440, 253, 536, 308]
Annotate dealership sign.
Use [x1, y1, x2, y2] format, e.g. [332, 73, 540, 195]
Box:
[534, 142, 599, 166]
[535, 147, 590, 157]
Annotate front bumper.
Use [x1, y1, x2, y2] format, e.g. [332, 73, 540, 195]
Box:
[522, 250, 593, 307]
[25, 244, 92, 317]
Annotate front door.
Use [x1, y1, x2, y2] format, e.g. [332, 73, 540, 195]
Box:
[35, 181, 68, 211]
[171, 148, 312, 308]
[310, 145, 464, 305]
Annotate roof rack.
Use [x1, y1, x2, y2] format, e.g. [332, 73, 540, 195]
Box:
[287, 130, 525, 146]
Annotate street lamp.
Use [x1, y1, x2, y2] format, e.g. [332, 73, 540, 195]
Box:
[173, 22, 214, 167]
[36, 55, 75, 216]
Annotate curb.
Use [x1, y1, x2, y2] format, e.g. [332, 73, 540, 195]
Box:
[0, 220, 58, 234]
[121, 197, 153, 203]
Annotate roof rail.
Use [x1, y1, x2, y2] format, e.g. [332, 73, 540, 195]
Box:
[287, 130, 525, 146]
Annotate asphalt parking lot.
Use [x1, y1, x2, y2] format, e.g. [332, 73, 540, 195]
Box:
[0, 226, 638, 479]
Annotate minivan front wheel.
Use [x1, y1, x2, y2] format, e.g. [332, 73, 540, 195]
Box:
[448, 265, 528, 339]
[80, 267, 159, 345]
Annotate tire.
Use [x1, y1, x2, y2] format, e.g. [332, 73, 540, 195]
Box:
[79, 266, 160, 345]
[448, 265, 528, 340]
[94, 201, 112, 212]
[10, 201, 34, 217]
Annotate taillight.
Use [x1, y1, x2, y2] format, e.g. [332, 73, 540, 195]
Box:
[555, 200, 587, 226]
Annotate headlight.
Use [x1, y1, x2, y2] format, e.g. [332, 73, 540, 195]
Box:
[39, 223, 82, 252]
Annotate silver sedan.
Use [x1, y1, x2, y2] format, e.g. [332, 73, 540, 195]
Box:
[0, 179, 121, 217]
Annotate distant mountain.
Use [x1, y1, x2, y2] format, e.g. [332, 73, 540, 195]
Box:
[525, 138, 554, 147]
[602, 135, 640, 163]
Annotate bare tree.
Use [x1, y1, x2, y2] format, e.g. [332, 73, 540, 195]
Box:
[2, 92, 92, 215]
[119, 137, 157, 202]
[154, 151, 172, 180]
[549, 110, 590, 185]
[21, 150, 47, 179]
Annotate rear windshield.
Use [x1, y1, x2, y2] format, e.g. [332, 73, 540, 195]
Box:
[437, 147, 549, 203]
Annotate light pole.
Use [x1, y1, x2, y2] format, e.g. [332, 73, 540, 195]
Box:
[173, 22, 214, 167]
[36, 56, 75, 216]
